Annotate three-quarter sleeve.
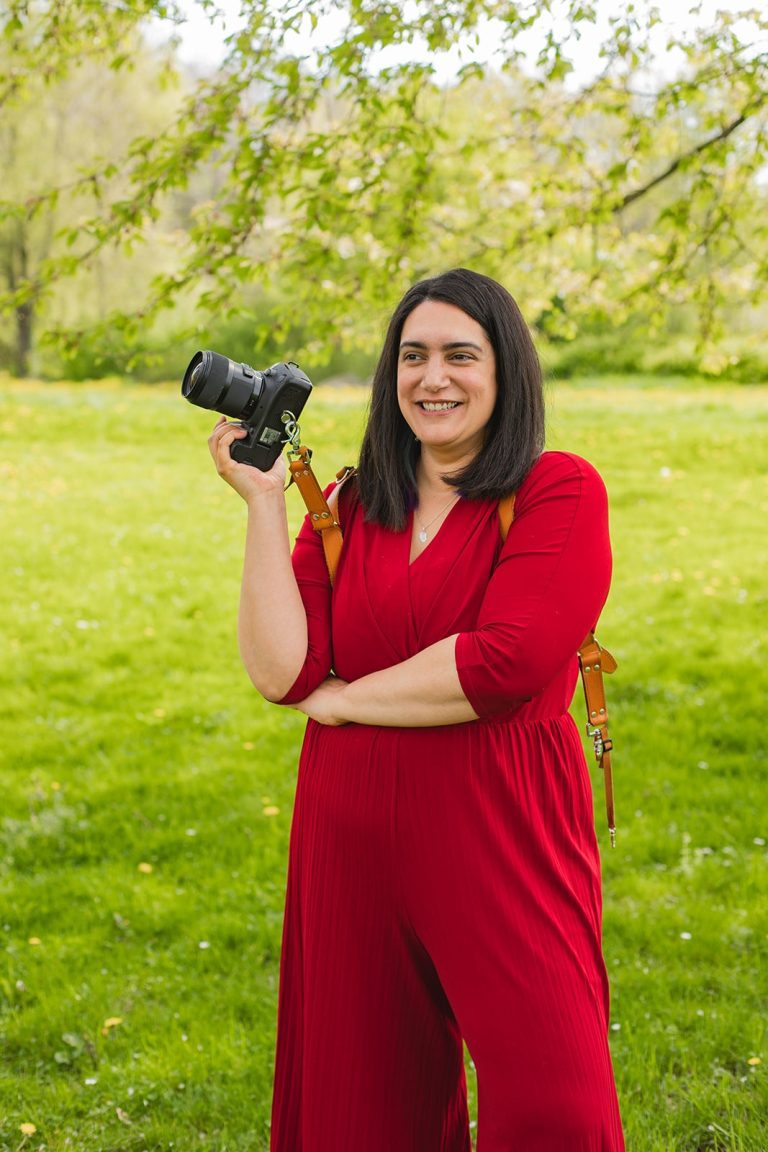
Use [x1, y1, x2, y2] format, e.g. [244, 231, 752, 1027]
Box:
[276, 493, 335, 706]
[455, 452, 612, 718]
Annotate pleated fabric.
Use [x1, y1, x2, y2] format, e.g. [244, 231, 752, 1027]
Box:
[272, 452, 625, 1151]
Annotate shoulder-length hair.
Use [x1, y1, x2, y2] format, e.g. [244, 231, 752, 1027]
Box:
[356, 267, 545, 530]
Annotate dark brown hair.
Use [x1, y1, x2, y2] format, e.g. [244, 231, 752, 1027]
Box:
[357, 268, 545, 529]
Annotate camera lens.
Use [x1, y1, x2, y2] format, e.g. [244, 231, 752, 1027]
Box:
[181, 350, 263, 420]
[189, 360, 206, 390]
[181, 351, 222, 405]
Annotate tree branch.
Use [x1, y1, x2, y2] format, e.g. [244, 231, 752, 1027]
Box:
[616, 94, 768, 212]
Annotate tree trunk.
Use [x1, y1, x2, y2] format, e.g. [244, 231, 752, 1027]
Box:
[15, 299, 33, 377]
[9, 225, 33, 377]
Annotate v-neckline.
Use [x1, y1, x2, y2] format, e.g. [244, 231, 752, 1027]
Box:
[407, 497, 464, 567]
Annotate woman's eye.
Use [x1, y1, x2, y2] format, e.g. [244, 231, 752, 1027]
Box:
[400, 350, 474, 363]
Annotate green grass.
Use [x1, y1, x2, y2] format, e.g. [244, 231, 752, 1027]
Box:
[0, 374, 766, 1151]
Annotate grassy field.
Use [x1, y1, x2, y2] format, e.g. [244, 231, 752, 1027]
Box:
[0, 373, 766, 1151]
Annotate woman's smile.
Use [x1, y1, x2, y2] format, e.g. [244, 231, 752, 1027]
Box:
[417, 399, 462, 411]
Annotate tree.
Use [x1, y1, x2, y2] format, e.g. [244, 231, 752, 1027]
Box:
[1, 0, 766, 373]
[0, 21, 186, 374]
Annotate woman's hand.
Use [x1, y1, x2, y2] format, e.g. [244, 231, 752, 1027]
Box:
[293, 676, 351, 726]
[208, 416, 286, 503]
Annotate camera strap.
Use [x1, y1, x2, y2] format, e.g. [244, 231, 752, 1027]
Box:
[286, 445, 353, 578]
[578, 634, 618, 848]
[498, 492, 618, 846]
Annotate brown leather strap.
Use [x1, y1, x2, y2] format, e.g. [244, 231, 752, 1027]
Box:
[578, 632, 618, 847]
[288, 448, 355, 586]
[325, 466, 356, 583]
[497, 498, 618, 846]
[324, 463, 356, 580]
[288, 447, 344, 585]
[497, 492, 516, 539]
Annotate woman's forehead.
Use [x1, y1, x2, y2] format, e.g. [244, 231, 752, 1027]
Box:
[400, 299, 490, 347]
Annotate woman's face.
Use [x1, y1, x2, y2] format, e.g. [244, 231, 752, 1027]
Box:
[396, 299, 497, 462]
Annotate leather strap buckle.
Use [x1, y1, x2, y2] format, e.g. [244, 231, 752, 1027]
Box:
[585, 723, 613, 759]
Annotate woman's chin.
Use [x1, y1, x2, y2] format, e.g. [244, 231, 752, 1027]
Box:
[419, 435, 485, 463]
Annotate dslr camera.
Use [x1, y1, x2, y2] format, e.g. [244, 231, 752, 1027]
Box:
[182, 350, 312, 471]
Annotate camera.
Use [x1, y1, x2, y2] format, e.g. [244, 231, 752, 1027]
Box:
[181, 350, 312, 470]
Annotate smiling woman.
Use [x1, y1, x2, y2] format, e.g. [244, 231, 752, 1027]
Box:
[358, 269, 545, 532]
[208, 267, 624, 1150]
[397, 300, 497, 465]
[396, 300, 499, 560]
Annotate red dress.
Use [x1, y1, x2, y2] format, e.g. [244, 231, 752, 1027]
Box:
[271, 451, 625, 1151]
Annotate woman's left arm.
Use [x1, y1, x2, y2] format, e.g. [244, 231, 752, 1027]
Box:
[294, 453, 611, 728]
[292, 635, 473, 727]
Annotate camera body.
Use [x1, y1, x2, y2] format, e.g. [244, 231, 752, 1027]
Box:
[181, 350, 312, 471]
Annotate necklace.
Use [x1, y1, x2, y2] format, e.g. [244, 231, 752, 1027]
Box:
[416, 492, 460, 544]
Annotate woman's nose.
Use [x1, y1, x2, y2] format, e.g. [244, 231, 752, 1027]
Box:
[422, 355, 448, 390]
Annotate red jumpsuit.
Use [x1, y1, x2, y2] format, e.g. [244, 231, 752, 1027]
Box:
[272, 451, 625, 1151]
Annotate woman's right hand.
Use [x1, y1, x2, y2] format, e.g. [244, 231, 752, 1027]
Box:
[208, 416, 287, 503]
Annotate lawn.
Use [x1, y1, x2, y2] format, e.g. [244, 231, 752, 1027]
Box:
[0, 373, 766, 1151]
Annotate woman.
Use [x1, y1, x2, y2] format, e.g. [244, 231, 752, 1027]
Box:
[209, 269, 625, 1151]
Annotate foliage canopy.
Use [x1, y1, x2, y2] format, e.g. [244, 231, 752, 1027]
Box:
[1, 0, 766, 371]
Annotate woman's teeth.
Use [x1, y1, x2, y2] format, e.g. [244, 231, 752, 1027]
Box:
[421, 401, 459, 411]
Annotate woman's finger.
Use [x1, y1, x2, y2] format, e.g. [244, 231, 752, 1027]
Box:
[205, 418, 287, 497]
[209, 416, 239, 443]
[208, 420, 246, 463]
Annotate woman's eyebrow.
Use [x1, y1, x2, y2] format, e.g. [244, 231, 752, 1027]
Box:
[399, 340, 484, 351]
